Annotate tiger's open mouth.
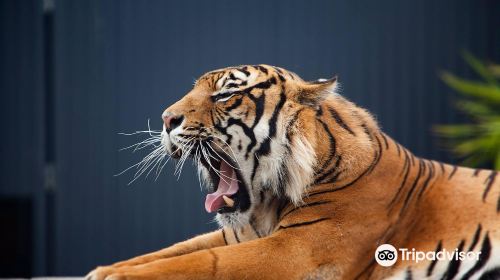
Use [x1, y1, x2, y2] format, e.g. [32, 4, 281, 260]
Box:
[202, 154, 251, 214]
[205, 160, 239, 213]
[171, 142, 250, 214]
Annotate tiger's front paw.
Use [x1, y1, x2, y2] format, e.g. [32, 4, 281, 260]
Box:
[86, 266, 122, 280]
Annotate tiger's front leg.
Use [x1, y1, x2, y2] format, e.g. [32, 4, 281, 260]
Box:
[87, 230, 227, 280]
[95, 231, 331, 280]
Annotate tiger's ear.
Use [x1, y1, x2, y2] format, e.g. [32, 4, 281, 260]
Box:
[297, 76, 338, 106]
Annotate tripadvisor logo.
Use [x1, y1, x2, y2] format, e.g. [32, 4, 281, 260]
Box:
[375, 244, 482, 267]
[375, 244, 398, 267]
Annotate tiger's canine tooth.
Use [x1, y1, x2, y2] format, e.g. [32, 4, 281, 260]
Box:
[222, 195, 235, 207]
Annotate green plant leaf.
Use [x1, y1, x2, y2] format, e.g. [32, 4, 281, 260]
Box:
[434, 124, 478, 139]
[462, 51, 498, 86]
[441, 73, 500, 104]
[453, 136, 499, 156]
[495, 149, 500, 170]
[490, 65, 500, 78]
[435, 53, 500, 169]
[455, 100, 496, 120]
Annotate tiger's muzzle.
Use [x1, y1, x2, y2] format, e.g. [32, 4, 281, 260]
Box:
[161, 115, 251, 215]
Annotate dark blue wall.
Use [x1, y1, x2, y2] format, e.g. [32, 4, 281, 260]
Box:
[0, 0, 47, 275]
[1, 0, 499, 276]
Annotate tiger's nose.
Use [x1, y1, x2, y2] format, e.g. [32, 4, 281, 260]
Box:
[162, 112, 184, 133]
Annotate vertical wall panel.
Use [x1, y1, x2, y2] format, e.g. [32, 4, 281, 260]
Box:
[51, 0, 499, 275]
[0, 0, 46, 275]
[0, 1, 44, 195]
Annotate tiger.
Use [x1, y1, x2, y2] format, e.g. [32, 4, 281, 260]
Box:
[87, 65, 500, 280]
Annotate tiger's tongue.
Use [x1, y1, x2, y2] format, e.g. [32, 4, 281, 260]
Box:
[204, 161, 239, 213]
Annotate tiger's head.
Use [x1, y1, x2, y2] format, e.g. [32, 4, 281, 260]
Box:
[161, 65, 375, 228]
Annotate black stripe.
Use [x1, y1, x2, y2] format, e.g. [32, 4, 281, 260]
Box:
[224, 96, 243, 111]
[448, 166, 458, 180]
[315, 154, 341, 184]
[244, 76, 276, 92]
[482, 171, 498, 201]
[276, 156, 290, 196]
[461, 233, 492, 280]
[210, 108, 218, 127]
[221, 229, 228, 245]
[254, 65, 268, 74]
[440, 240, 465, 280]
[211, 90, 237, 102]
[250, 90, 284, 158]
[473, 169, 482, 177]
[396, 143, 401, 157]
[361, 123, 373, 141]
[310, 164, 366, 196]
[280, 200, 331, 219]
[285, 108, 304, 141]
[236, 66, 250, 77]
[259, 190, 265, 203]
[249, 92, 266, 129]
[327, 106, 355, 135]
[366, 135, 384, 175]
[233, 229, 240, 243]
[251, 90, 286, 180]
[224, 118, 256, 155]
[409, 153, 416, 166]
[388, 150, 412, 209]
[478, 267, 500, 280]
[272, 66, 283, 75]
[468, 224, 482, 252]
[316, 155, 343, 184]
[268, 89, 286, 139]
[309, 133, 382, 197]
[275, 199, 289, 221]
[316, 105, 323, 116]
[427, 240, 443, 277]
[213, 107, 224, 122]
[228, 73, 239, 81]
[381, 133, 389, 149]
[278, 217, 329, 230]
[497, 195, 500, 213]
[277, 73, 286, 82]
[405, 267, 413, 280]
[214, 74, 226, 89]
[417, 160, 436, 200]
[439, 162, 445, 175]
[250, 225, 261, 238]
[249, 217, 262, 238]
[224, 76, 276, 101]
[225, 82, 240, 88]
[205, 69, 226, 78]
[313, 117, 337, 182]
[400, 160, 425, 216]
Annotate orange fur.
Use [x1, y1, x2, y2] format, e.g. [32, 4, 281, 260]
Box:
[87, 65, 500, 280]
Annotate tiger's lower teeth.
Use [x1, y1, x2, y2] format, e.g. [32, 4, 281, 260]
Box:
[222, 195, 235, 207]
